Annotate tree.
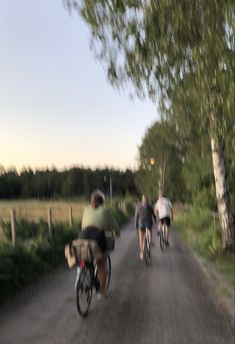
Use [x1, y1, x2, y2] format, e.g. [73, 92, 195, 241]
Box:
[67, 0, 235, 250]
[137, 119, 184, 201]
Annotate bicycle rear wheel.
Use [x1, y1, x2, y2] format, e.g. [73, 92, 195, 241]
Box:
[76, 266, 93, 316]
[159, 229, 165, 251]
[105, 253, 111, 291]
[144, 237, 151, 265]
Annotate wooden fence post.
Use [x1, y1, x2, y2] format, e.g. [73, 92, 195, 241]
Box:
[11, 208, 16, 247]
[69, 205, 73, 228]
[48, 207, 52, 237]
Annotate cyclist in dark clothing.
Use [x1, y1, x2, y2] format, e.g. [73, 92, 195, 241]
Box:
[135, 195, 156, 260]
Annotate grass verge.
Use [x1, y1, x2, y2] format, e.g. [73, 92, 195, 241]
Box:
[174, 207, 235, 289]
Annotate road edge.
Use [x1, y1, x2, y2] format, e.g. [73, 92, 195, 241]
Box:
[191, 250, 234, 325]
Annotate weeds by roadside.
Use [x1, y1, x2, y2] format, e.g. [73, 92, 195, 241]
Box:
[174, 207, 235, 289]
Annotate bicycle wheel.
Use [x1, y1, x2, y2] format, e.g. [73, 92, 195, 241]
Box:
[76, 265, 93, 316]
[159, 229, 165, 251]
[144, 236, 151, 265]
[105, 253, 111, 291]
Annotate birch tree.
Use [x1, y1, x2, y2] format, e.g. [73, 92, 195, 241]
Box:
[66, 0, 235, 250]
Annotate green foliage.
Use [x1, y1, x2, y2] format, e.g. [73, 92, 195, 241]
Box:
[1, 219, 48, 241]
[192, 188, 217, 212]
[67, 0, 235, 250]
[109, 197, 134, 226]
[174, 206, 235, 287]
[175, 207, 222, 258]
[136, 120, 185, 201]
[0, 166, 138, 199]
[0, 222, 78, 304]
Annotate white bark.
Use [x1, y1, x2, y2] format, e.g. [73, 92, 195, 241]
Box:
[158, 165, 163, 198]
[211, 136, 234, 250]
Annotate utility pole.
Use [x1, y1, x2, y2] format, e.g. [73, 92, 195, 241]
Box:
[109, 176, 113, 200]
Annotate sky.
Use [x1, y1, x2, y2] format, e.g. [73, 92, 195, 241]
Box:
[0, 0, 158, 172]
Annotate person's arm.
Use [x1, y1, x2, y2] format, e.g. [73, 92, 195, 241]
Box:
[171, 207, 173, 222]
[154, 202, 159, 220]
[151, 206, 156, 223]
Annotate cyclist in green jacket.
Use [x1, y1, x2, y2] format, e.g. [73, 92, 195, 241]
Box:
[80, 189, 120, 298]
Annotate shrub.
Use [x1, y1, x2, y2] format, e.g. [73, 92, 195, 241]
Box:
[0, 222, 79, 304]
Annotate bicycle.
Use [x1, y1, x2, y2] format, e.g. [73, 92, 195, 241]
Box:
[158, 221, 168, 251]
[143, 227, 151, 265]
[73, 236, 114, 317]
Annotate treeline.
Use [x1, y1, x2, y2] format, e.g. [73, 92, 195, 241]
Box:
[136, 118, 235, 209]
[0, 166, 137, 199]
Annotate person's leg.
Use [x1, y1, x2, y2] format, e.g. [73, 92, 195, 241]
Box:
[139, 229, 145, 259]
[97, 255, 107, 294]
[165, 217, 171, 245]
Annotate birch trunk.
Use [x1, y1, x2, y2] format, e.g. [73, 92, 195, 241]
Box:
[210, 122, 235, 251]
[158, 165, 163, 198]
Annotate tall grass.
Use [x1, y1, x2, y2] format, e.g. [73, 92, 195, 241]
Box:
[0, 222, 79, 304]
[0, 200, 85, 223]
[174, 207, 235, 288]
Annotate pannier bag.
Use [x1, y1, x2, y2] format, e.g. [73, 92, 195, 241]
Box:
[64, 238, 103, 268]
[72, 238, 103, 263]
[64, 243, 76, 268]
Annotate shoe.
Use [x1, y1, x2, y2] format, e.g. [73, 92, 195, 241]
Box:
[139, 252, 144, 260]
[165, 241, 170, 247]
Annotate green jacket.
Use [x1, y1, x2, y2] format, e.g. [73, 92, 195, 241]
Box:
[81, 205, 120, 237]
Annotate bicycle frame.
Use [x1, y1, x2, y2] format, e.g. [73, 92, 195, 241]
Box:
[143, 227, 151, 265]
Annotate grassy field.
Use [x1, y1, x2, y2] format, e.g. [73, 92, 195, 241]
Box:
[0, 200, 86, 224]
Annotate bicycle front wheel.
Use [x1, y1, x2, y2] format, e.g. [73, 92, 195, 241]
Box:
[159, 229, 165, 251]
[144, 237, 151, 265]
[105, 253, 111, 291]
[76, 266, 93, 317]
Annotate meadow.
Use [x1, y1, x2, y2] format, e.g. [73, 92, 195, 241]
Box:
[0, 200, 86, 224]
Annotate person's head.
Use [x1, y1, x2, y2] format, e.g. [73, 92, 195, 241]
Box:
[90, 189, 105, 209]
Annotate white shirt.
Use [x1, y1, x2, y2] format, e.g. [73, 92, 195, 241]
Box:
[155, 197, 172, 220]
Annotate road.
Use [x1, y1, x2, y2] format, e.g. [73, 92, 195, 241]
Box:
[0, 220, 234, 344]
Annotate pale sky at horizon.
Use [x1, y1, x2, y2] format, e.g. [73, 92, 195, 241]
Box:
[0, 0, 159, 172]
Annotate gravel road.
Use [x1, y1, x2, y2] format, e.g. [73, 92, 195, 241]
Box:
[0, 220, 234, 344]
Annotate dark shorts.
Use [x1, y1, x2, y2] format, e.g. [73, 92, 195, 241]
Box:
[79, 226, 106, 252]
[139, 223, 153, 232]
[160, 217, 171, 227]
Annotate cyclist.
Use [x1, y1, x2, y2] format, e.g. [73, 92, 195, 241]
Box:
[154, 194, 173, 246]
[135, 195, 156, 260]
[80, 189, 120, 299]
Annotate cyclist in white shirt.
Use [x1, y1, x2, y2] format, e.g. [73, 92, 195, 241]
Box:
[154, 195, 173, 246]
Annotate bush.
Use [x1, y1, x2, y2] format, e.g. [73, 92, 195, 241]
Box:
[192, 188, 216, 212]
[174, 205, 221, 258]
[0, 222, 79, 304]
[1, 219, 49, 241]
